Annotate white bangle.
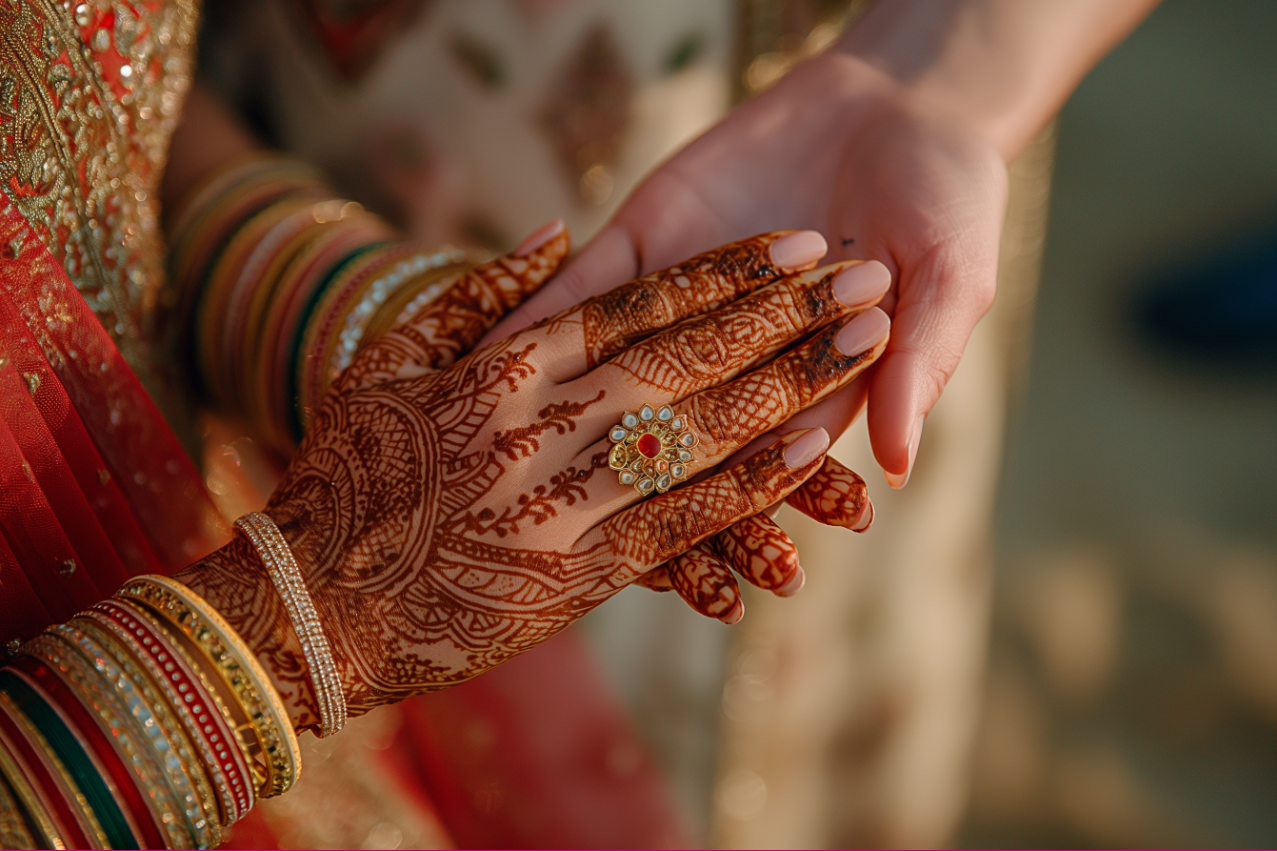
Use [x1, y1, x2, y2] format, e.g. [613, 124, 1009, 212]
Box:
[234, 512, 347, 737]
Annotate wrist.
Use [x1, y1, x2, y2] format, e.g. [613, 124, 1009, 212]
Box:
[173, 531, 322, 733]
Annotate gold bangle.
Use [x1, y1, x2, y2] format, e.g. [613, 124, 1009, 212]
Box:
[0, 763, 41, 850]
[0, 695, 68, 850]
[118, 576, 302, 798]
[234, 512, 346, 737]
[72, 614, 223, 848]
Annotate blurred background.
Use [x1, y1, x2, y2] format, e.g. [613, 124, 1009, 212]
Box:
[963, 0, 1277, 846]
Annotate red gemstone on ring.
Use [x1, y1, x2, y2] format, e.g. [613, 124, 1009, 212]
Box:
[636, 432, 662, 459]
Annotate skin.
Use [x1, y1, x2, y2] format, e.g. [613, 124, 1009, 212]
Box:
[477, 0, 1163, 617]
[175, 230, 890, 730]
[162, 88, 879, 626]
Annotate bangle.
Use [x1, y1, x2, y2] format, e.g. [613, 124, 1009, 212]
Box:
[90, 598, 256, 824]
[234, 512, 346, 737]
[0, 681, 80, 849]
[0, 674, 108, 850]
[2, 652, 152, 849]
[72, 614, 224, 848]
[119, 576, 302, 798]
[0, 765, 40, 850]
[24, 629, 186, 848]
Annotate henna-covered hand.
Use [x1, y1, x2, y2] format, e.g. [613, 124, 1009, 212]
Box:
[178, 229, 888, 730]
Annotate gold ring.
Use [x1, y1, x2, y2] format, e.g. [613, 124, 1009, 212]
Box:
[608, 404, 698, 495]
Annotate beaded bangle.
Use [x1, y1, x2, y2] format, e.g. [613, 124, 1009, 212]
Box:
[233, 512, 346, 738]
[0, 685, 77, 850]
[0, 766, 40, 850]
[118, 576, 302, 798]
[49, 624, 197, 848]
[72, 615, 223, 849]
[90, 598, 255, 824]
[18, 636, 175, 848]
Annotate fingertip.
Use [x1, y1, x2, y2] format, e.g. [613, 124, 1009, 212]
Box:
[775, 566, 806, 598]
[513, 218, 568, 257]
[851, 499, 874, 532]
[783, 427, 830, 469]
[721, 598, 744, 625]
[769, 230, 827, 271]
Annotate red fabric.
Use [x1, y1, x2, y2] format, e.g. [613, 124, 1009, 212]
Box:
[0, 202, 227, 647]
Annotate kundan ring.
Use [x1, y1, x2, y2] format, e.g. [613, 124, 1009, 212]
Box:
[608, 404, 699, 495]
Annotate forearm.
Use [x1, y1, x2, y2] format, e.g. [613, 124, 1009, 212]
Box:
[838, 0, 1162, 159]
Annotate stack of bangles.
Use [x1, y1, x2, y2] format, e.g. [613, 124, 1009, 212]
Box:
[165, 151, 473, 449]
[0, 512, 334, 849]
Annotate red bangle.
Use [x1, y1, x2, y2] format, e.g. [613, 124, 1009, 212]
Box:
[91, 599, 256, 822]
[9, 655, 167, 849]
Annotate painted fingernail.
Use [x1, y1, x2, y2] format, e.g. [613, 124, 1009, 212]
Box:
[884, 414, 925, 489]
[776, 567, 806, 597]
[770, 231, 827, 270]
[783, 428, 830, 468]
[513, 218, 565, 257]
[833, 261, 891, 306]
[722, 599, 744, 625]
[835, 306, 890, 356]
[851, 499, 874, 533]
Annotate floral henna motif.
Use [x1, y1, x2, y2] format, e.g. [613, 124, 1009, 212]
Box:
[175, 233, 874, 727]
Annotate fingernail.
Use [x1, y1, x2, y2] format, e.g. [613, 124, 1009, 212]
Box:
[851, 500, 874, 533]
[835, 306, 891, 356]
[722, 598, 744, 625]
[770, 231, 827, 270]
[776, 567, 806, 597]
[833, 261, 891, 306]
[783, 428, 829, 468]
[884, 414, 925, 489]
[513, 218, 565, 257]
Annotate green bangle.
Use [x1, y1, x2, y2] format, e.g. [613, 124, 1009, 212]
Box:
[0, 669, 137, 849]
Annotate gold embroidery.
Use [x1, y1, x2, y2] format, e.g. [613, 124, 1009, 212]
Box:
[0, 0, 198, 386]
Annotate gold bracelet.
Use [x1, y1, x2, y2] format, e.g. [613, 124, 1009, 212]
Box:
[0, 693, 69, 850]
[0, 763, 40, 850]
[234, 512, 347, 737]
[118, 576, 302, 798]
[72, 614, 224, 848]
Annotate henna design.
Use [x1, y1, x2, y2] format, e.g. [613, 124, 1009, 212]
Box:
[492, 391, 606, 460]
[709, 513, 800, 590]
[667, 548, 741, 623]
[548, 233, 791, 370]
[177, 236, 840, 727]
[341, 229, 570, 391]
[785, 457, 871, 531]
[598, 263, 848, 399]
